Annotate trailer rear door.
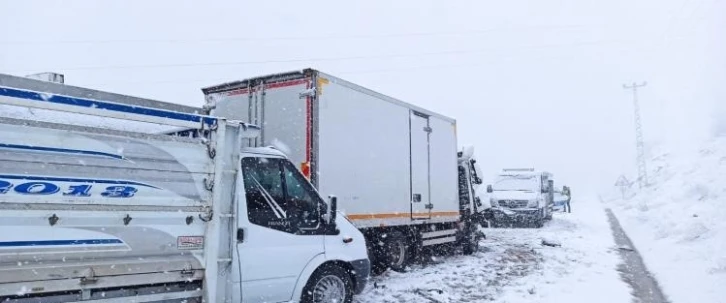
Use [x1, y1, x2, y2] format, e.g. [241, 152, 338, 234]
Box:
[207, 78, 312, 179]
[410, 111, 431, 219]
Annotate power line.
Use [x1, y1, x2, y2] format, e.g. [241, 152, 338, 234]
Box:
[0, 24, 594, 45]
[76, 52, 575, 87]
[3, 38, 637, 73]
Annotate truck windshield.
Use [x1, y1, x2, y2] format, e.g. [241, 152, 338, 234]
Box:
[493, 175, 539, 192]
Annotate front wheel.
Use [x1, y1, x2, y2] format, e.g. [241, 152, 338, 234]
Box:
[462, 223, 480, 255]
[462, 235, 479, 255]
[534, 210, 545, 228]
[544, 206, 553, 221]
[301, 265, 354, 303]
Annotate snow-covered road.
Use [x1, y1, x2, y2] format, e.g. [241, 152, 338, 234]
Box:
[355, 200, 634, 302]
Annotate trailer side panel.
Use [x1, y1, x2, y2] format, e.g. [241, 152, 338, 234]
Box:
[316, 78, 412, 228]
[317, 75, 460, 228]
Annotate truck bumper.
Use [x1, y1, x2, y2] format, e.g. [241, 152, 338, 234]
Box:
[491, 208, 541, 222]
[350, 258, 370, 294]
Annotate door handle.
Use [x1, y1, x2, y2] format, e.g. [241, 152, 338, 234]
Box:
[236, 228, 245, 242]
[412, 194, 422, 203]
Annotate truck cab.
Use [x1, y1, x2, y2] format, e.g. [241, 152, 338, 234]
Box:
[235, 147, 370, 303]
[0, 73, 370, 303]
[457, 147, 485, 254]
[485, 168, 554, 227]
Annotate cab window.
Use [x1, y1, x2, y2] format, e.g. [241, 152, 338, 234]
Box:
[241, 157, 321, 233]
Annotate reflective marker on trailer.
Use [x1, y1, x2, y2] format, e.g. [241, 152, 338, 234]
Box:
[300, 162, 311, 180]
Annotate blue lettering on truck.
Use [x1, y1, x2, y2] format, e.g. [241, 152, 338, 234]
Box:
[0, 175, 157, 198]
[14, 182, 60, 195]
[63, 184, 92, 196]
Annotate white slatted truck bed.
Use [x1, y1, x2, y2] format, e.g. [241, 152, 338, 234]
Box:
[0, 74, 369, 303]
[201, 69, 485, 274]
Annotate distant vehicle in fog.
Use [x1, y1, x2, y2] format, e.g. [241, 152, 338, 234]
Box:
[486, 168, 555, 228]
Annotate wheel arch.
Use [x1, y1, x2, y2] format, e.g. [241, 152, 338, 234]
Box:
[291, 255, 357, 302]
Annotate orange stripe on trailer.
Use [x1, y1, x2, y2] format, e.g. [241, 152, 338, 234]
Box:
[345, 211, 460, 220]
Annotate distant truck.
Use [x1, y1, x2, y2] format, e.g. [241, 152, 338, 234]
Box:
[485, 168, 554, 227]
[202, 68, 485, 273]
[0, 74, 369, 303]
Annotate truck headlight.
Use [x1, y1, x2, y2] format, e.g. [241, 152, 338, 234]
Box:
[490, 198, 498, 207]
[527, 200, 539, 208]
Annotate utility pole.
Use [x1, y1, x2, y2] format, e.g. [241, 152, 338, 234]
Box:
[623, 82, 648, 188]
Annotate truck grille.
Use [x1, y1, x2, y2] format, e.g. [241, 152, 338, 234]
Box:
[498, 200, 529, 208]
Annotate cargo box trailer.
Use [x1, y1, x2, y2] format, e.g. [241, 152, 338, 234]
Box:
[0, 73, 370, 303]
[201, 69, 484, 273]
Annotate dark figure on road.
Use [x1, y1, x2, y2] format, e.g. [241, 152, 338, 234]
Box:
[562, 185, 571, 213]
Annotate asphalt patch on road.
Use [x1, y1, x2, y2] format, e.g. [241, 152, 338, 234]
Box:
[606, 208, 670, 303]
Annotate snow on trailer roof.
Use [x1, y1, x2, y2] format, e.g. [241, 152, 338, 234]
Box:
[201, 69, 313, 95]
[0, 73, 216, 134]
[200, 68, 456, 123]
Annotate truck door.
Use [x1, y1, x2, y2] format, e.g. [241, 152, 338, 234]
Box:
[236, 157, 325, 303]
[215, 80, 311, 178]
[410, 111, 431, 219]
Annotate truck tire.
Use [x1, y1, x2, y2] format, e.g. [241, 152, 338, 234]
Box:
[383, 230, 410, 272]
[368, 241, 388, 276]
[462, 234, 478, 255]
[534, 210, 545, 228]
[544, 206, 553, 221]
[461, 222, 480, 255]
[301, 264, 354, 303]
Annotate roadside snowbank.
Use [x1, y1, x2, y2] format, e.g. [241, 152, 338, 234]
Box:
[608, 137, 726, 303]
[356, 199, 631, 303]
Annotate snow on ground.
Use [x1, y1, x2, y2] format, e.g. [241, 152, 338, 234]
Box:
[356, 199, 631, 303]
[608, 136, 726, 303]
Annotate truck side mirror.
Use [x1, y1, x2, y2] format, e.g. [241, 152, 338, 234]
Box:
[486, 185, 493, 193]
[474, 196, 482, 207]
[328, 196, 338, 225]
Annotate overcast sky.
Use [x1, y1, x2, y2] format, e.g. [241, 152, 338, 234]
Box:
[1, 0, 723, 196]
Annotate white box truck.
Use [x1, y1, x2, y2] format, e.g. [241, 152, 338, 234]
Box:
[485, 168, 555, 228]
[201, 69, 485, 273]
[0, 74, 369, 303]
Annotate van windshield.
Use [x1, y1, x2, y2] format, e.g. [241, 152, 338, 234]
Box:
[493, 175, 539, 192]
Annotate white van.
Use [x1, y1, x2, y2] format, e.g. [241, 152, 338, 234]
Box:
[485, 168, 554, 227]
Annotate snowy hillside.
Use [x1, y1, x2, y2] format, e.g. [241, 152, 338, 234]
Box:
[606, 137, 726, 303]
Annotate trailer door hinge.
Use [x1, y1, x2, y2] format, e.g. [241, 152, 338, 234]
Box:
[423, 126, 432, 133]
[79, 268, 98, 285]
[180, 265, 195, 277]
[425, 203, 434, 209]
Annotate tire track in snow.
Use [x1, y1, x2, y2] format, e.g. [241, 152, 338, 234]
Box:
[606, 208, 670, 303]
